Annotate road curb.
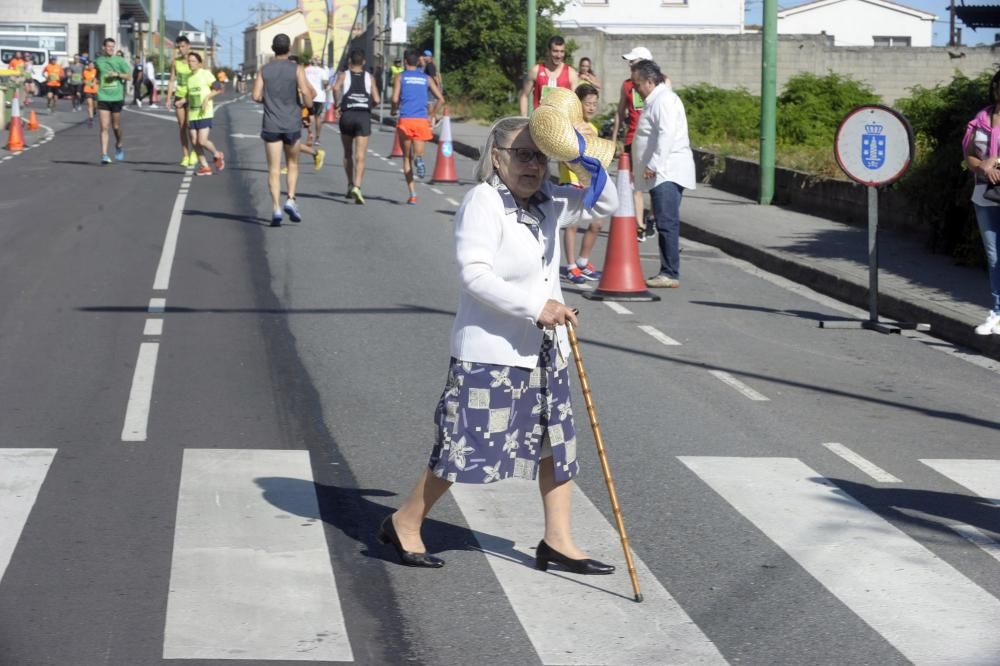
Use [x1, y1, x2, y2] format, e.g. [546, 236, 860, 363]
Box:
[680, 221, 1000, 361]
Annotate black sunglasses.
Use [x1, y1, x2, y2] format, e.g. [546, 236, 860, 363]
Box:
[496, 146, 548, 164]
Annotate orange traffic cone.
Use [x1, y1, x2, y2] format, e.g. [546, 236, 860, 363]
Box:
[431, 107, 457, 183]
[6, 98, 25, 151]
[323, 90, 337, 123]
[582, 153, 660, 302]
[390, 126, 404, 158]
[27, 109, 39, 131]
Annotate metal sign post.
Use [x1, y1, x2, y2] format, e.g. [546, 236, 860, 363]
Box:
[822, 105, 929, 334]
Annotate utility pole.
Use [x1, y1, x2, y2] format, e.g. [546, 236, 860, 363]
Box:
[229, 35, 233, 69]
[759, 0, 777, 205]
[211, 19, 216, 69]
[527, 0, 536, 115]
[949, 0, 956, 47]
[159, 0, 165, 74]
[434, 18, 441, 74]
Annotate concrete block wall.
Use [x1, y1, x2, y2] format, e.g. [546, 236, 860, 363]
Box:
[563, 30, 1000, 105]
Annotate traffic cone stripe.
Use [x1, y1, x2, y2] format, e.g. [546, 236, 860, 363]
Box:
[6, 98, 25, 151]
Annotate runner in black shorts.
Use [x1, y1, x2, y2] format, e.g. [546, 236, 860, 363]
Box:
[332, 48, 380, 204]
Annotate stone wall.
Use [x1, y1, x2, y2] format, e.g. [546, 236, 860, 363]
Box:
[563, 30, 1000, 105]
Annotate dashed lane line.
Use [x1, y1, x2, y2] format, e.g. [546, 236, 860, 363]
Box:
[638, 324, 681, 346]
[603, 302, 633, 315]
[821, 442, 902, 483]
[708, 370, 770, 401]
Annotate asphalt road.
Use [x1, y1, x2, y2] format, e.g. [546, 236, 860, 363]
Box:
[1, 94, 999, 666]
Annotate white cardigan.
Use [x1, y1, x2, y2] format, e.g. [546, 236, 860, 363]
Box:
[450, 176, 618, 369]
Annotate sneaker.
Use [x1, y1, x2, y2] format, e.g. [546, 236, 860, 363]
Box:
[414, 156, 426, 179]
[114, 146, 125, 161]
[100, 154, 112, 165]
[406, 194, 418, 205]
[314, 148, 325, 171]
[180, 154, 191, 167]
[271, 209, 283, 227]
[214, 151, 225, 171]
[974, 311, 1000, 335]
[88, 119, 94, 127]
[564, 266, 587, 285]
[646, 274, 680, 288]
[350, 186, 365, 205]
[280, 166, 288, 175]
[284, 198, 302, 222]
[136, 99, 142, 108]
[195, 165, 212, 176]
[578, 263, 602, 281]
[187, 151, 198, 167]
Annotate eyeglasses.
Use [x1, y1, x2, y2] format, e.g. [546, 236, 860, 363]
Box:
[496, 147, 548, 164]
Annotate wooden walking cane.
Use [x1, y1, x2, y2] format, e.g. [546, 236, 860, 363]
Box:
[565, 315, 643, 602]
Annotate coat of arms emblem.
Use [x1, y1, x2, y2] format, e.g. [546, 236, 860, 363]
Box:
[861, 122, 885, 170]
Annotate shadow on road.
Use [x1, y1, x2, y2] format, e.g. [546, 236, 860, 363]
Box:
[819, 476, 1000, 543]
[184, 208, 270, 226]
[689, 300, 840, 322]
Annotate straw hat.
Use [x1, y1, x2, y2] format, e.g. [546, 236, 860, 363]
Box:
[529, 87, 615, 185]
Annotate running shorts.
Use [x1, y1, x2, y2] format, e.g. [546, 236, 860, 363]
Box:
[397, 117, 432, 141]
[260, 130, 302, 145]
[83, 92, 96, 100]
[339, 110, 371, 137]
[189, 118, 213, 130]
[310, 101, 324, 117]
[97, 100, 124, 113]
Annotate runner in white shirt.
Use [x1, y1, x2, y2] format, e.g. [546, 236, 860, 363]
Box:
[303, 58, 329, 145]
[144, 58, 157, 107]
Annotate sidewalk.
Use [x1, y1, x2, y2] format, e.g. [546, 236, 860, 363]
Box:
[426, 115, 1000, 361]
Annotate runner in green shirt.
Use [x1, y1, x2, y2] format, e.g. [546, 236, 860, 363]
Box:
[93, 37, 130, 164]
[184, 52, 225, 175]
[167, 35, 196, 167]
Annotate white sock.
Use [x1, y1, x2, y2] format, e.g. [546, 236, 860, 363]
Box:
[576, 257, 589, 269]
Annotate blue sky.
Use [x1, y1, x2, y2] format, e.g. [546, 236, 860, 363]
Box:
[167, 0, 988, 67]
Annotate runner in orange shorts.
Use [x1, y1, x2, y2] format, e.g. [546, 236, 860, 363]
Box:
[391, 49, 444, 204]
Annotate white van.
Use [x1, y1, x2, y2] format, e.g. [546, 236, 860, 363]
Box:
[0, 46, 50, 84]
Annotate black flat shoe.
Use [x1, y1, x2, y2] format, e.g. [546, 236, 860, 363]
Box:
[377, 515, 445, 568]
[535, 540, 615, 575]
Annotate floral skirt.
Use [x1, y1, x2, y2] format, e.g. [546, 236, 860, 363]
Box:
[428, 334, 580, 484]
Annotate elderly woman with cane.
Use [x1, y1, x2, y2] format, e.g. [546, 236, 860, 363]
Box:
[379, 113, 618, 571]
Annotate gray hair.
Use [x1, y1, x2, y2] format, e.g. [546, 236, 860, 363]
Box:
[631, 59, 664, 85]
[474, 116, 530, 184]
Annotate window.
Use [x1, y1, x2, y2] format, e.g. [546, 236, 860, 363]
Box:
[873, 35, 911, 47]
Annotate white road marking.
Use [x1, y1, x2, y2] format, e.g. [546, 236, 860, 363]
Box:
[144, 319, 163, 336]
[945, 522, 1000, 564]
[121, 342, 159, 442]
[450, 480, 726, 665]
[371, 151, 380, 157]
[148, 298, 166, 314]
[707, 370, 769, 401]
[921, 459, 1000, 508]
[152, 186, 188, 291]
[680, 456, 1000, 665]
[0, 449, 57, 585]
[163, 449, 353, 662]
[821, 442, 902, 483]
[638, 324, 681, 346]
[430, 187, 443, 195]
[445, 197, 460, 207]
[603, 301, 633, 315]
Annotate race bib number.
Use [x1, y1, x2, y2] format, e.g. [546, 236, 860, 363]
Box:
[632, 88, 644, 110]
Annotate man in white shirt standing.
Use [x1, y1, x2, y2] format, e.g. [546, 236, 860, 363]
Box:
[303, 57, 329, 145]
[144, 58, 157, 107]
[630, 59, 695, 289]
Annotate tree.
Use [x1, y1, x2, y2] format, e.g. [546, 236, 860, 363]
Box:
[410, 0, 568, 118]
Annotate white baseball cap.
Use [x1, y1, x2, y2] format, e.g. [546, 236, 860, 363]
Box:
[622, 47, 652, 62]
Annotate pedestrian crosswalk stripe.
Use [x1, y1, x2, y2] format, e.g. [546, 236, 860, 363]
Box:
[450, 480, 727, 665]
[921, 459, 1000, 507]
[680, 456, 1000, 665]
[163, 449, 353, 661]
[0, 449, 57, 586]
[821, 442, 902, 483]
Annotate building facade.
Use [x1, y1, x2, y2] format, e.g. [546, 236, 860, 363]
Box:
[0, 0, 153, 61]
[553, 0, 746, 35]
[777, 0, 935, 47]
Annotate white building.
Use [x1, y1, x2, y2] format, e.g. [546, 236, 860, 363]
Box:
[553, 0, 746, 35]
[778, 0, 935, 47]
[0, 0, 154, 60]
